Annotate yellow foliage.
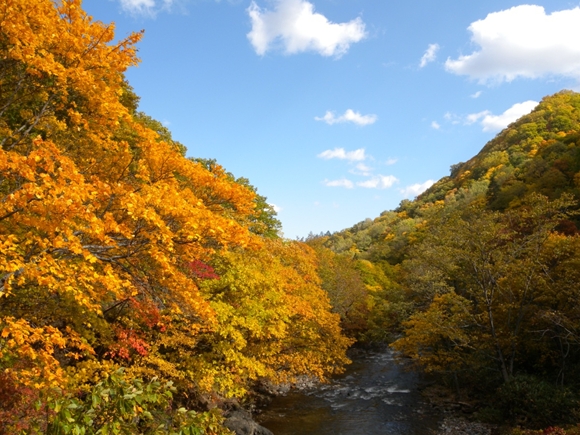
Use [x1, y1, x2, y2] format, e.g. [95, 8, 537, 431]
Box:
[187, 239, 352, 396]
[0, 2, 351, 430]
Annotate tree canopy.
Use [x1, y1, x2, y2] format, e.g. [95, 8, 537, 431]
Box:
[318, 90, 580, 428]
[0, 1, 349, 433]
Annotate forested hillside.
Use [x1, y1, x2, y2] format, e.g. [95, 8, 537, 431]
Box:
[4, 0, 580, 433]
[0, 1, 351, 433]
[317, 90, 580, 428]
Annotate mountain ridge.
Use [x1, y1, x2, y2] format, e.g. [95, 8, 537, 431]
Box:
[321, 90, 580, 260]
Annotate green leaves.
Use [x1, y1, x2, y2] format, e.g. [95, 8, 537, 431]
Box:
[47, 370, 223, 435]
[393, 194, 580, 387]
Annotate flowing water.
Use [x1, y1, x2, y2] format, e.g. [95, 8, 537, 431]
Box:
[258, 347, 441, 435]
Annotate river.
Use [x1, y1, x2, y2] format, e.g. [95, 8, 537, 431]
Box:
[257, 347, 441, 435]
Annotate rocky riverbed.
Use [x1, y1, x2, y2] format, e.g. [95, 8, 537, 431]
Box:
[219, 345, 502, 435]
[256, 346, 441, 435]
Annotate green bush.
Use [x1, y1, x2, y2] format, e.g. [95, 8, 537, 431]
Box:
[495, 375, 579, 428]
[44, 370, 229, 435]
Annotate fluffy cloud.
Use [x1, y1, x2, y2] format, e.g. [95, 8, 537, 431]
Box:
[269, 203, 282, 213]
[444, 112, 461, 125]
[317, 148, 366, 161]
[467, 100, 538, 132]
[119, 0, 173, 14]
[315, 109, 377, 126]
[431, 121, 441, 130]
[120, 0, 154, 13]
[323, 178, 354, 189]
[247, 0, 367, 57]
[400, 180, 435, 198]
[445, 5, 580, 83]
[420, 43, 440, 68]
[385, 158, 398, 166]
[357, 175, 398, 189]
[349, 163, 373, 176]
[471, 91, 483, 99]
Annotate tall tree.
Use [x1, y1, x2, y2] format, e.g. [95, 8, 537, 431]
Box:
[393, 194, 579, 384]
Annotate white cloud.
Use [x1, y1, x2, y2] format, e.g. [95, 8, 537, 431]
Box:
[431, 121, 441, 130]
[247, 0, 367, 57]
[317, 147, 366, 161]
[120, 0, 155, 13]
[471, 91, 482, 99]
[445, 5, 580, 83]
[467, 100, 538, 132]
[400, 180, 435, 198]
[419, 43, 440, 68]
[270, 203, 282, 213]
[119, 0, 174, 14]
[324, 178, 354, 189]
[465, 110, 488, 125]
[357, 175, 398, 189]
[315, 109, 377, 126]
[385, 158, 398, 166]
[444, 111, 461, 125]
[350, 163, 373, 176]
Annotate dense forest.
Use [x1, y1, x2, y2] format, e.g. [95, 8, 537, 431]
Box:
[0, 1, 351, 433]
[2, 1, 580, 434]
[315, 90, 580, 430]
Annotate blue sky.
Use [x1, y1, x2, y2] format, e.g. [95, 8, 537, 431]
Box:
[82, 0, 580, 238]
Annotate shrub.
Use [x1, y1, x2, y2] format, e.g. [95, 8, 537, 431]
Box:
[495, 375, 579, 428]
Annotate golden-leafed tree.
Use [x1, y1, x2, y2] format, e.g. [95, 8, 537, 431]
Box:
[393, 194, 579, 386]
[1, 1, 350, 433]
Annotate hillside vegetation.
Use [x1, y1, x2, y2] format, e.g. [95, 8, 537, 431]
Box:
[3, 0, 580, 433]
[0, 1, 350, 433]
[316, 90, 580, 428]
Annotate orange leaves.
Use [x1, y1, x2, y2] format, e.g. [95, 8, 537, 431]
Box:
[0, 317, 68, 389]
[0, 138, 140, 309]
[181, 158, 258, 222]
[0, 2, 351, 430]
[1, 0, 141, 152]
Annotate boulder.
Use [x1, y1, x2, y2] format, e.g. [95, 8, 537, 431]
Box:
[223, 408, 274, 435]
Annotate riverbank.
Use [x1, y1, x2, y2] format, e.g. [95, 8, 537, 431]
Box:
[432, 417, 495, 435]
[418, 382, 498, 435]
[256, 346, 441, 435]
[251, 344, 507, 435]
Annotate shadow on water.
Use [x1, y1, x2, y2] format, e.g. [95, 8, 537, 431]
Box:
[257, 347, 441, 435]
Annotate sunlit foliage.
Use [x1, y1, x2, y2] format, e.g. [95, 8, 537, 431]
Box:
[323, 90, 580, 428]
[0, 1, 350, 432]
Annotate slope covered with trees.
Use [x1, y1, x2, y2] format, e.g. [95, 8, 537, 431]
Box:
[4, 0, 580, 432]
[0, 1, 351, 433]
[318, 91, 580, 428]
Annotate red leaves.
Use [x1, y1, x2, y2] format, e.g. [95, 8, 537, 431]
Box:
[188, 259, 220, 280]
[128, 297, 165, 331]
[0, 372, 45, 434]
[107, 327, 150, 361]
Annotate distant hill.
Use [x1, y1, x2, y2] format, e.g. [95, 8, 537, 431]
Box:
[316, 90, 580, 428]
[322, 90, 580, 261]
[422, 89, 580, 210]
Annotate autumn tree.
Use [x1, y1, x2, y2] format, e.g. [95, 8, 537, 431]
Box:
[0, 0, 352, 432]
[194, 239, 351, 396]
[393, 194, 579, 386]
[305, 237, 370, 335]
